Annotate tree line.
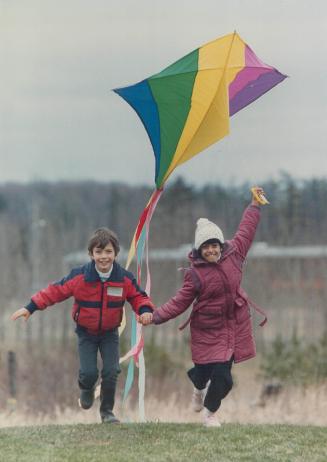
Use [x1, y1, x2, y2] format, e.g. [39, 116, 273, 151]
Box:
[0, 173, 326, 306]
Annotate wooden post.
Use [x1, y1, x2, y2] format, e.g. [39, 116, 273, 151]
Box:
[8, 350, 17, 398]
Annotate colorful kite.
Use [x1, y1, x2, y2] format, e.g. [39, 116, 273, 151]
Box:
[113, 32, 287, 419]
[114, 32, 286, 189]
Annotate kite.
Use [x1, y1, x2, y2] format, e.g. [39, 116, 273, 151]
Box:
[113, 32, 287, 419]
[114, 32, 286, 189]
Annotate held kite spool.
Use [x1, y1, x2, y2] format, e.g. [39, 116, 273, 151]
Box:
[251, 187, 269, 205]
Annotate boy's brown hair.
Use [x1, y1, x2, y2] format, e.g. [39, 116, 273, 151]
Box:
[88, 227, 120, 256]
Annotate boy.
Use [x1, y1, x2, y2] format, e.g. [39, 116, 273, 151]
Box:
[11, 227, 154, 423]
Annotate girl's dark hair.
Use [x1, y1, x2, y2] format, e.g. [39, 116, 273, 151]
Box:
[88, 227, 120, 255]
[194, 239, 224, 260]
[200, 238, 222, 248]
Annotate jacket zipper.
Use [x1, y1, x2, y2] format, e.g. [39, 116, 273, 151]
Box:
[216, 266, 233, 319]
[98, 282, 105, 332]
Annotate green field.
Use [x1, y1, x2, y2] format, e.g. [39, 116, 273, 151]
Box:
[0, 423, 326, 462]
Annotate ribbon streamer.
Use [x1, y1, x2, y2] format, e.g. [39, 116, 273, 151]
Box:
[119, 188, 163, 420]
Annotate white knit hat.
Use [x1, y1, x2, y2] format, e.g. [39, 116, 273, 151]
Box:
[194, 218, 224, 250]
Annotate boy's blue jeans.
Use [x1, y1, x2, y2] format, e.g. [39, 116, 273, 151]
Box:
[76, 326, 121, 417]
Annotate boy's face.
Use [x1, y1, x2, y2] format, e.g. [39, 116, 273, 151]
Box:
[90, 242, 116, 273]
[200, 242, 221, 263]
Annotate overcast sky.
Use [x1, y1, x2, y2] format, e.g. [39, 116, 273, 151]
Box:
[1, 0, 326, 187]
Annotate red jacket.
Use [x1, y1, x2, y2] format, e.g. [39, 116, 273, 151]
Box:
[26, 260, 154, 334]
[153, 205, 262, 364]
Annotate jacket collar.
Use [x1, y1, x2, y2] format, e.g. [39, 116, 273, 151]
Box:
[84, 260, 121, 282]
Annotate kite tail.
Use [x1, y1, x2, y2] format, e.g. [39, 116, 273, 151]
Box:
[119, 187, 163, 421]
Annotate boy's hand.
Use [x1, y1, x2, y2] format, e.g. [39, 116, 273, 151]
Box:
[251, 186, 269, 206]
[11, 308, 31, 321]
[138, 312, 153, 326]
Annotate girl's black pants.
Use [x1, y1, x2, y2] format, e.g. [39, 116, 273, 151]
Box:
[187, 357, 233, 413]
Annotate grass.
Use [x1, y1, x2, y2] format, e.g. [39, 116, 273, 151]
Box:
[0, 423, 326, 462]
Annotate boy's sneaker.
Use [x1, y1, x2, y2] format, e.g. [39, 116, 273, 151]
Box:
[203, 408, 221, 427]
[79, 388, 95, 410]
[101, 412, 120, 424]
[191, 387, 205, 412]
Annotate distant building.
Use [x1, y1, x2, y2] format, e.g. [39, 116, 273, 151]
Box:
[64, 242, 327, 265]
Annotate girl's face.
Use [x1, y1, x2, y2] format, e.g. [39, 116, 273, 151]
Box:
[91, 242, 116, 273]
[200, 242, 221, 263]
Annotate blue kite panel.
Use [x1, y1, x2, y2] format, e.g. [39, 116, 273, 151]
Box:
[114, 80, 161, 181]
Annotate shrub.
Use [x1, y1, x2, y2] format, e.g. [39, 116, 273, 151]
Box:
[260, 331, 327, 385]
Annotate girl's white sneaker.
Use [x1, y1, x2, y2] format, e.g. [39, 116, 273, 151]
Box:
[191, 387, 205, 412]
[203, 408, 221, 427]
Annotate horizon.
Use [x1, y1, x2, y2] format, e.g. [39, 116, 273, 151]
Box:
[0, 170, 326, 189]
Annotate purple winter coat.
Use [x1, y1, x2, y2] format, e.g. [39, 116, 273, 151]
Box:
[153, 204, 262, 364]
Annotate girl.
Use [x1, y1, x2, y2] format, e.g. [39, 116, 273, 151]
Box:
[151, 187, 267, 427]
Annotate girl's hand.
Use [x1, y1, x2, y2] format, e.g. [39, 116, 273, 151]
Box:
[251, 186, 269, 206]
[139, 312, 153, 326]
[11, 308, 31, 321]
